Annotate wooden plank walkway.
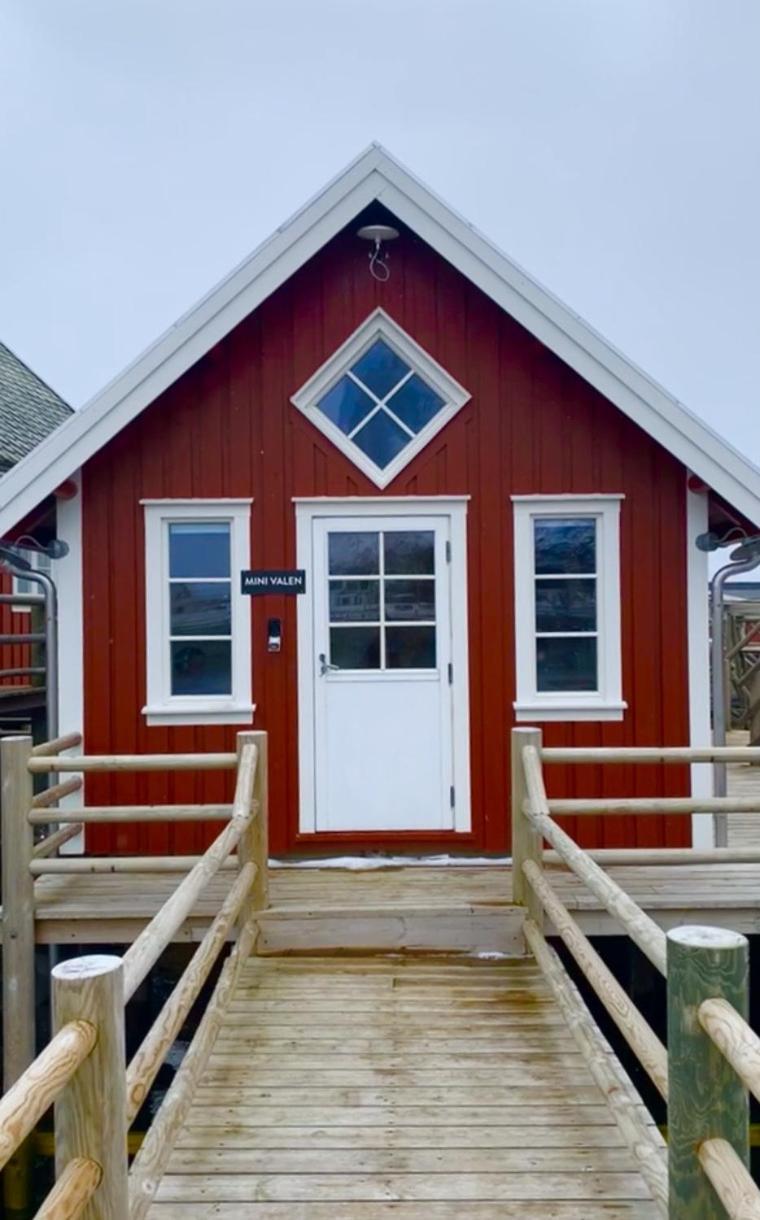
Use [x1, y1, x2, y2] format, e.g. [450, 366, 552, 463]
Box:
[726, 730, 760, 847]
[147, 955, 662, 1219]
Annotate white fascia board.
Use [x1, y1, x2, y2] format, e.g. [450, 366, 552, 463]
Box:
[2, 143, 760, 532]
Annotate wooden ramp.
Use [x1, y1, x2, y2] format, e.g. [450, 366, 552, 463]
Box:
[148, 954, 661, 1220]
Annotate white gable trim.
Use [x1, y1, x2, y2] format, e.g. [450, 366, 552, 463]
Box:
[2, 143, 760, 532]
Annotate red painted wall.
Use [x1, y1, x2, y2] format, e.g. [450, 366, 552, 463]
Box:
[81, 215, 691, 855]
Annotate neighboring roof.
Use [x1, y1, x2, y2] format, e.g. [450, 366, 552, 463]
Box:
[0, 341, 71, 474]
[1, 143, 759, 529]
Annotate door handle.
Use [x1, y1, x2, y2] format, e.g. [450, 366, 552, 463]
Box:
[318, 652, 340, 676]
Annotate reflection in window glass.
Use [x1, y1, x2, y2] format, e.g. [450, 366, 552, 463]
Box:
[385, 579, 435, 622]
[169, 523, 230, 578]
[168, 520, 233, 696]
[384, 531, 434, 575]
[330, 626, 381, 669]
[386, 625, 436, 669]
[534, 519, 595, 575]
[171, 640, 232, 695]
[537, 637, 597, 692]
[328, 532, 379, 576]
[314, 336, 447, 473]
[329, 580, 380, 623]
[533, 517, 598, 693]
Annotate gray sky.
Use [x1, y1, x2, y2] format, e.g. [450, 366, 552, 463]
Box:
[1, 1, 759, 461]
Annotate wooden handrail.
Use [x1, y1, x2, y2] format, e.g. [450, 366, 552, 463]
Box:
[30, 777, 83, 809]
[0, 1022, 96, 1172]
[29, 752, 237, 773]
[31, 824, 84, 860]
[546, 796, 760, 815]
[121, 742, 258, 1001]
[34, 1156, 102, 1220]
[30, 856, 239, 875]
[522, 745, 668, 974]
[523, 919, 668, 1217]
[29, 804, 234, 825]
[523, 859, 668, 1099]
[126, 862, 255, 1122]
[31, 733, 83, 757]
[697, 1138, 760, 1219]
[128, 921, 257, 1220]
[541, 746, 760, 764]
[699, 997, 760, 1106]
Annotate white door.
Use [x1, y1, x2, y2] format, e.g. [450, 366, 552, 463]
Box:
[308, 514, 456, 831]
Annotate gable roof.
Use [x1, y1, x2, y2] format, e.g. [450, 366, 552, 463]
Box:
[1, 143, 759, 531]
[0, 341, 71, 474]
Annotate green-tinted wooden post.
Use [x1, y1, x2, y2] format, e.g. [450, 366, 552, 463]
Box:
[510, 726, 543, 928]
[667, 925, 749, 1219]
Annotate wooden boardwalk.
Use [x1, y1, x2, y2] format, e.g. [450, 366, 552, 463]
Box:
[148, 954, 662, 1220]
[726, 730, 760, 847]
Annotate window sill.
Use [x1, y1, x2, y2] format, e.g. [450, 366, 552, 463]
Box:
[142, 703, 256, 727]
[514, 700, 627, 723]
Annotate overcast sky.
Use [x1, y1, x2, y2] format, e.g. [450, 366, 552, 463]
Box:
[1, 1, 759, 462]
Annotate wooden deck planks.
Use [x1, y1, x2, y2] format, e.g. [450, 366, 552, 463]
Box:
[148, 955, 658, 1218]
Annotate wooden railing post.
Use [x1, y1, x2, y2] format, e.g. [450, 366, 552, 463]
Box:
[667, 925, 749, 1219]
[53, 955, 129, 1220]
[1, 735, 35, 1214]
[236, 730, 269, 923]
[511, 726, 543, 926]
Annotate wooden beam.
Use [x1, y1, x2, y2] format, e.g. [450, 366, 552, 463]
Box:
[30, 777, 83, 809]
[522, 746, 668, 975]
[698, 1138, 760, 1219]
[250, 731, 269, 913]
[0, 1021, 95, 1172]
[510, 728, 542, 926]
[30, 856, 238, 875]
[523, 920, 668, 1217]
[523, 860, 668, 1100]
[667, 926, 749, 1219]
[1, 736, 36, 1214]
[29, 804, 233, 825]
[28, 753, 236, 773]
[542, 746, 760, 764]
[699, 996, 760, 1106]
[35, 1157, 102, 1220]
[125, 863, 255, 1122]
[31, 733, 83, 758]
[53, 955, 129, 1219]
[547, 797, 760, 815]
[31, 823, 84, 859]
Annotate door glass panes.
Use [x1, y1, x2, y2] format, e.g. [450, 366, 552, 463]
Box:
[168, 522, 232, 695]
[533, 517, 597, 692]
[315, 339, 446, 471]
[327, 528, 437, 670]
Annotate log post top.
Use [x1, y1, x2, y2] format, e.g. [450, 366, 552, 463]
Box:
[667, 926, 748, 952]
[52, 955, 123, 983]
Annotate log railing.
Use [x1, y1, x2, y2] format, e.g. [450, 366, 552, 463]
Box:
[512, 726, 760, 1220]
[0, 729, 269, 1218]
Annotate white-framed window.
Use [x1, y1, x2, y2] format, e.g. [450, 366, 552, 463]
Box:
[512, 495, 626, 722]
[141, 499, 253, 726]
[12, 548, 51, 611]
[291, 308, 470, 489]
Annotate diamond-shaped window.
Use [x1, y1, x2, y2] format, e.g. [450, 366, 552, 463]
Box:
[291, 310, 470, 488]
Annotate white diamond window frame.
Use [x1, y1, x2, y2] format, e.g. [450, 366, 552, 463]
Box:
[291, 309, 471, 489]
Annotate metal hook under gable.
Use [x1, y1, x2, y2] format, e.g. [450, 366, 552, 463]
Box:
[357, 224, 399, 282]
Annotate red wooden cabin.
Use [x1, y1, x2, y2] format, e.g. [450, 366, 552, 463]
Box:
[2, 147, 759, 858]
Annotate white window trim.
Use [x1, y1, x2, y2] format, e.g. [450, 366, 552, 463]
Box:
[290, 308, 471, 489]
[141, 499, 253, 726]
[512, 494, 626, 722]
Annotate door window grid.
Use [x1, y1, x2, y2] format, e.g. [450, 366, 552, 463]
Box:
[327, 529, 437, 671]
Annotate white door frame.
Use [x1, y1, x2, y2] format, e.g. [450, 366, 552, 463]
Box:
[295, 496, 471, 835]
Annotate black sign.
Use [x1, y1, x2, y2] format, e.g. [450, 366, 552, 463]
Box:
[240, 569, 306, 596]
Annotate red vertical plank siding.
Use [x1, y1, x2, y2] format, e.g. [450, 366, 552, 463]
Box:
[80, 220, 691, 855]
